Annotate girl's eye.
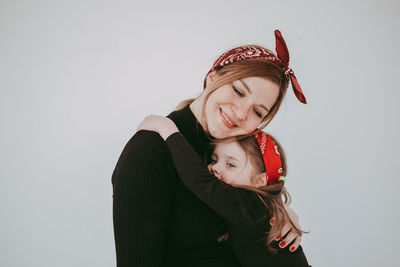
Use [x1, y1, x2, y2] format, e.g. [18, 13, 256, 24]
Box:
[233, 86, 244, 97]
[227, 162, 236, 168]
[254, 108, 262, 118]
[210, 157, 217, 164]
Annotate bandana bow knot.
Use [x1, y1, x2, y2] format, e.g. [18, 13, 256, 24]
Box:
[284, 67, 294, 76]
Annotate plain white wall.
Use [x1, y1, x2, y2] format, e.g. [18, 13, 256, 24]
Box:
[1, 0, 399, 266]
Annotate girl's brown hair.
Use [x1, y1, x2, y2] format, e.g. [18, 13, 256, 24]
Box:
[217, 134, 305, 253]
[177, 45, 289, 141]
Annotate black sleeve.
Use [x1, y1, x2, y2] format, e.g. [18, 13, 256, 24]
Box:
[165, 132, 260, 226]
[230, 227, 311, 267]
[112, 130, 176, 267]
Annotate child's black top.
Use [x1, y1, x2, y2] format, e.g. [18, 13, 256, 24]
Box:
[165, 131, 311, 267]
[112, 105, 240, 267]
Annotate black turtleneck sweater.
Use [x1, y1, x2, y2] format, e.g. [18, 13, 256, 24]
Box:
[112, 105, 311, 267]
[112, 105, 240, 267]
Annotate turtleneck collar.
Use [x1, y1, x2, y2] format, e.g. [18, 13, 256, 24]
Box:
[167, 104, 212, 156]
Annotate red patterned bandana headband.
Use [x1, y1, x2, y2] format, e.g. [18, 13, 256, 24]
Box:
[254, 131, 284, 185]
[203, 29, 307, 104]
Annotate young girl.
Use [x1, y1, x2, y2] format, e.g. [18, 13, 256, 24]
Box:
[137, 115, 310, 267]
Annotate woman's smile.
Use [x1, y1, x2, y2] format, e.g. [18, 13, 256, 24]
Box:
[220, 107, 238, 128]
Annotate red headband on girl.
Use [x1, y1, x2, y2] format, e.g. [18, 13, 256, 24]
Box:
[254, 131, 284, 185]
[203, 29, 306, 104]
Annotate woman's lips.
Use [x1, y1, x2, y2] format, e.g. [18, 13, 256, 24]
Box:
[220, 108, 237, 128]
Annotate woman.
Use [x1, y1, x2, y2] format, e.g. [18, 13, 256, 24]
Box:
[112, 30, 307, 267]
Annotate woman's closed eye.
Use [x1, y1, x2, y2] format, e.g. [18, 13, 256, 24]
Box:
[233, 85, 264, 118]
[233, 86, 244, 97]
[253, 108, 263, 118]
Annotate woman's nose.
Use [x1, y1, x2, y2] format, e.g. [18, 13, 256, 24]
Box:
[232, 102, 249, 121]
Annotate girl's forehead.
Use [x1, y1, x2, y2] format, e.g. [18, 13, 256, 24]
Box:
[214, 142, 246, 159]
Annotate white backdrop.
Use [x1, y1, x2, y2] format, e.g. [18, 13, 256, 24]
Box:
[1, 0, 399, 266]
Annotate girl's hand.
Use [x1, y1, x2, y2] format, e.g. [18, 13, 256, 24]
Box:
[270, 206, 302, 252]
[136, 115, 179, 140]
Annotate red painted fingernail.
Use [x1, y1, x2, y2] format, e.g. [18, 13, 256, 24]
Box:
[290, 246, 295, 252]
[275, 236, 280, 241]
[270, 219, 274, 225]
[279, 241, 285, 248]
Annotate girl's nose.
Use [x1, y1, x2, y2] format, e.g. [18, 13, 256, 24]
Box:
[209, 165, 221, 179]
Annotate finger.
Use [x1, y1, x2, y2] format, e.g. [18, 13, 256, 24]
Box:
[280, 223, 292, 238]
[279, 230, 299, 249]
[137, 116, 155, 132]
[274, 222, 290, 241]
[289, 236, 302, 252]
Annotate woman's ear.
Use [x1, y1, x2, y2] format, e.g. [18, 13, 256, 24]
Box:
[205, 70, 217, 87]
[254, 173, 268, 187]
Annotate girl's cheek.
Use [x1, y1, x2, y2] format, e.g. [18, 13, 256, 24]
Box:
[223, 176, 231, 183]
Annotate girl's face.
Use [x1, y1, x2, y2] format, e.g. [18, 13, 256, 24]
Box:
[208, 141, 257, 187]
[203, 76, 280, 139]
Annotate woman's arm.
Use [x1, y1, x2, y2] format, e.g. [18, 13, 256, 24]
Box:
[229, 227, 311, 267]
[112, 131, 175, 267]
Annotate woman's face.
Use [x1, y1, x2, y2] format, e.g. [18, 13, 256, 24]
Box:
[204, 76, 280, 139]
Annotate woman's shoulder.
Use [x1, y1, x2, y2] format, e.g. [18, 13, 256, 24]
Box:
[121, 130, 170, 161]
[112, 130, 177, 188]
[112, 130, 173, 178]
[132, 129, 165, 147]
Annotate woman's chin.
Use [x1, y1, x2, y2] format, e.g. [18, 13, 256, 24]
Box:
[208, 124, 237, 139]
[207, 126, 225, 139]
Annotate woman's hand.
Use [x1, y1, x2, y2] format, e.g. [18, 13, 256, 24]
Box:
[136, 115, 179, 140]
[270, 205, 302, 252]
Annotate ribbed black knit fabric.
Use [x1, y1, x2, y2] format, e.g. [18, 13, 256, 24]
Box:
[165, 132, 311, 267]
[112, 105, 240, 267]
